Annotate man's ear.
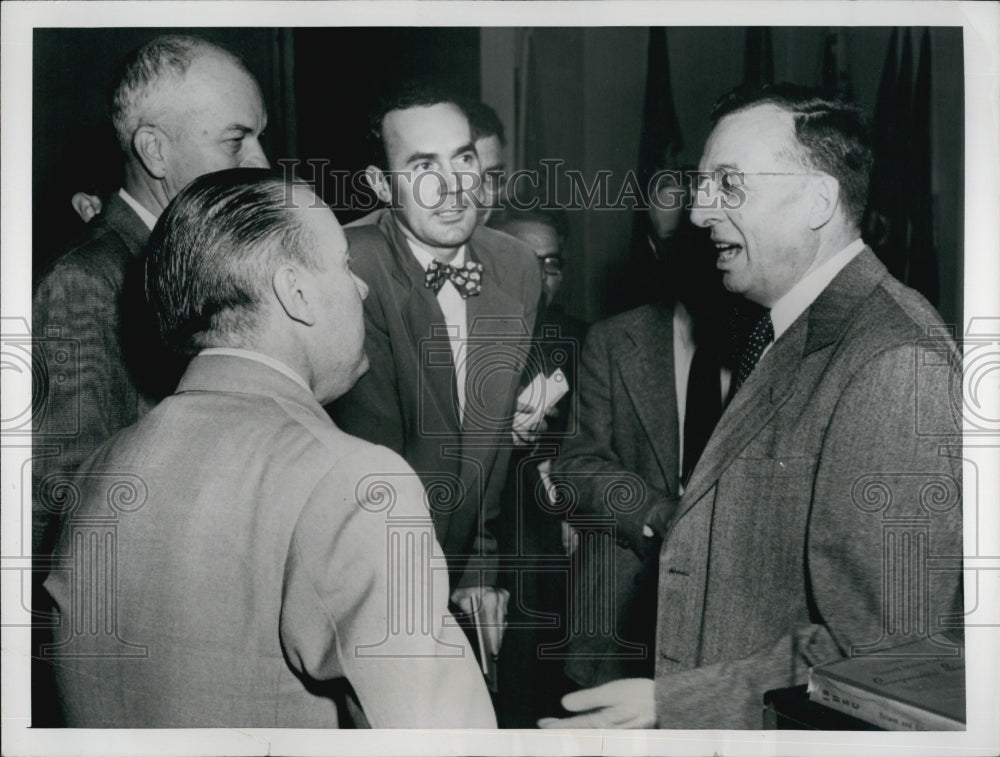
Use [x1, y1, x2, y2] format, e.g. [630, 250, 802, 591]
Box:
[133, 126, 169, 180]
[364, 165, 394, 205]
[807, 173, 840, 230]
[272, 264, 316, 326]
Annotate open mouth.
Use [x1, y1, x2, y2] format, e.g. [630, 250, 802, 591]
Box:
[435, 208, 467, 221]
[714, 241, 743, 265]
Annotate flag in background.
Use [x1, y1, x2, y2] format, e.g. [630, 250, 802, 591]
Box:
[635, 26, 684, 187]
[864, 27, 939, 306]
[743, 28, 775, 89]
[908, 29, 939, 305]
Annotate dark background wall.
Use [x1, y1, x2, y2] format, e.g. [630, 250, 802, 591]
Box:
[33, 26, 963, 327]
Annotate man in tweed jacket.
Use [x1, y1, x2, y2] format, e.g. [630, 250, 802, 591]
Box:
[32, 35, 269, 556]
[540, 84, 962, 729]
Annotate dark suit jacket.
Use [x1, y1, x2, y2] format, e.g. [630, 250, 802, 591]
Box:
[653, 249, 963, 728]
[551, 302, 681, 685]
[32, 193, 153, 555]
[42, 354, 496, 728]
[331, 213, 541, 588]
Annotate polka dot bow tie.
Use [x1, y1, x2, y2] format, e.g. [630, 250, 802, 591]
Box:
[424, 259, 484, 298]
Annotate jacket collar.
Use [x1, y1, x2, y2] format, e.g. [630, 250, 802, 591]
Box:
[175, 353, 330, 425]
[101, 191, 153, 257]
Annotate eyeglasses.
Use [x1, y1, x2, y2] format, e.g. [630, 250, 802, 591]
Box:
[540, 255, 564, 275]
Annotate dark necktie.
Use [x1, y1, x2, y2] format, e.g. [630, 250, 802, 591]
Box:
[425, 259, 483, 298]
[682, 345, 723, 485]
[728, 310, 774, 401]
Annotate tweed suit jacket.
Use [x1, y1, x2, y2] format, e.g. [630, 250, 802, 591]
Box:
[32, 194, 182, 555]
[653, 249, 963, 728]
[43, 354, 496, 728]
[551, 302, 680, 686]
[331, 213, 541, 589]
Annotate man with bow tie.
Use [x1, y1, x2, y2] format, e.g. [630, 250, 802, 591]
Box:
[329, 84, 541, 670]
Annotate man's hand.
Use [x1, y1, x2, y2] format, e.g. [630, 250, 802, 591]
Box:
[537, 678, 656, 729]
[512, 400, 557, 445]
[450, 585, 509, 657]
[71, 192, 103, 223]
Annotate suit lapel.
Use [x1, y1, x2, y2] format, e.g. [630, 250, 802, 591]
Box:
[675, 247, 888, 519]
[457, 237, 533, 500]
[617, 304, 680, 495]
[379, 217, 462, 434]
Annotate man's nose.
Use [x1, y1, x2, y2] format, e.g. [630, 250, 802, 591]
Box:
[689, 195, 722, 228]
[240, 139, 269, 169]
[352, 272, 369, 301]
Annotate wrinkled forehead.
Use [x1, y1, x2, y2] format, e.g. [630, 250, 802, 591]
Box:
[700, 104, 801, 173]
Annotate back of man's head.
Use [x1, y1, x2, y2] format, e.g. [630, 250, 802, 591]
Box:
[110, 35, 245, 152]
[366, 80, 466, 170]
[146, 168, 318, 354]
[710, 82, 873, 229]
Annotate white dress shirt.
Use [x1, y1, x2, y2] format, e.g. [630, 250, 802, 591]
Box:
[406, 239, 470, 421]
[767, 238, 866, 351]
[118, 188, 159, 231]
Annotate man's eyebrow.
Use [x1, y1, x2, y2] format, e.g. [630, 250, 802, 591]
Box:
[221, 124, 255, 136]
[452, 143, 476, 159]
[402, 150, 439, 165]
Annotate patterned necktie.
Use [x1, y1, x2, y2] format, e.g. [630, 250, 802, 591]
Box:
[728, 310, 774, 400]
[425, 260, 483, 299]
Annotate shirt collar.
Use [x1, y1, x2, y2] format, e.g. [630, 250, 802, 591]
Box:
[197, 347, 312, 394]
[118, 188, 159, 231]
[770, 238, 866, 340]
[405, 238, 466, 271]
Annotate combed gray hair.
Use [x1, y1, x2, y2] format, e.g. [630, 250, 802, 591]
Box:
[109, 35, 246, 151]
[145, 168, 321, 353]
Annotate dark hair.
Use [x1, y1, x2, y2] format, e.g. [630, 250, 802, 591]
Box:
[711, 82, 873, 227]
[145, 168, 318, 353]
[366, 80, 468, 170]
[109, 35, 250, 152]
[461, 99, 505, 146]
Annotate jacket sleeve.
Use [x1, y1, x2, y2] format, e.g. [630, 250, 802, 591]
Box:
[279, 446, 497, 728]
[32, 259, 138, 554]
[654, 343, 963, 728]
[550, 323, 678, 558]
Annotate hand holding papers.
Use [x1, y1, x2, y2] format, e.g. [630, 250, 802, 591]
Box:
[512, 368, 569, 445]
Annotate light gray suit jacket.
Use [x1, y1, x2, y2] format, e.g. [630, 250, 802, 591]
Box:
[43, 354, 496, 728]
[653, 249, 963, 728]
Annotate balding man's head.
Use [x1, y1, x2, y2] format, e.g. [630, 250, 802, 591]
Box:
[111, 36, 269, 207]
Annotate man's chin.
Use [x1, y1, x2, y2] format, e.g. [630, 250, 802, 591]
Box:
[428, 216, 476, 245]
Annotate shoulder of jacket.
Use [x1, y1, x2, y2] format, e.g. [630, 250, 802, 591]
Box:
[474, 226, 538, 269]
[37, 225, 131, 291]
